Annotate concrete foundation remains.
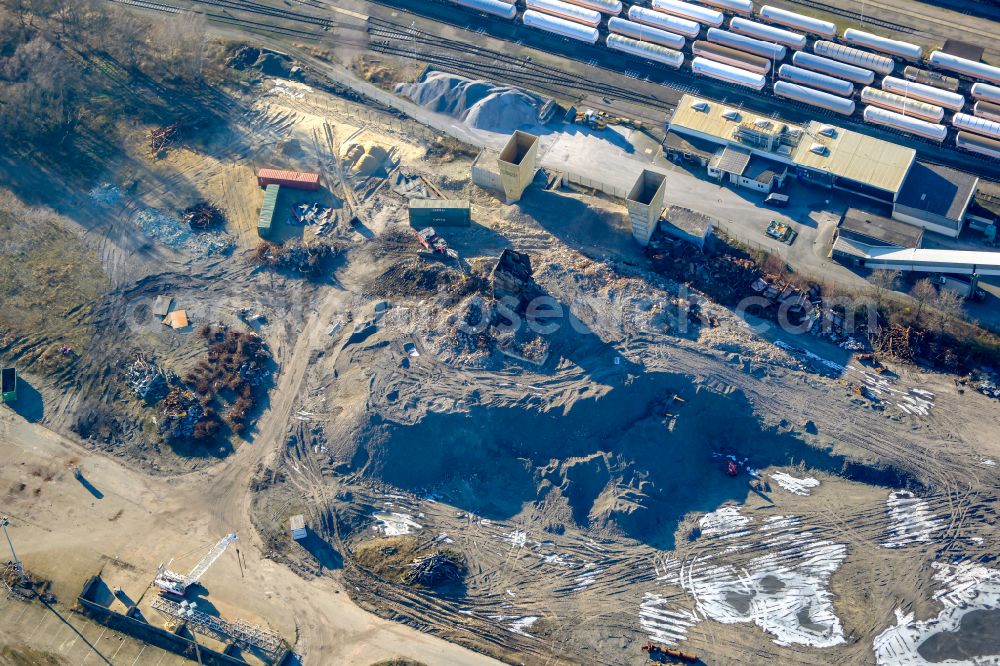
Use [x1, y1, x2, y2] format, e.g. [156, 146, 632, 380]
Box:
[627, 170, 667, 246]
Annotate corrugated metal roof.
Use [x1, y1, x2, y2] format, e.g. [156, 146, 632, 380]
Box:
[864, 247, 1000, 275]
[710, 146, 752, 175]
[668, 94, 915, 194]
[792, 121, 915, 194]
[408, 198, 470, 209]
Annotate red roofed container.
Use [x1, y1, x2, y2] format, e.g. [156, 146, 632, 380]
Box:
[257, 169, 321, 191]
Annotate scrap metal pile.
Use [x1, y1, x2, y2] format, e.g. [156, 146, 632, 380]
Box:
[869, 323, 922, 362]
[402, 552, 466, 587]
[183, 202, 225, 230]
[252, 241, 341, 277]
[125, 355, 167, 402]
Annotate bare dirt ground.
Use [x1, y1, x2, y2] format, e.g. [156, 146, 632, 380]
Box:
[2, 48, 1000, 666]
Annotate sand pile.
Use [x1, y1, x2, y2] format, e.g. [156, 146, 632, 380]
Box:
[395, 72, 541, 132]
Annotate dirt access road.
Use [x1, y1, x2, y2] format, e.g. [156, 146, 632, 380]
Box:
[0, 340, 502, 666]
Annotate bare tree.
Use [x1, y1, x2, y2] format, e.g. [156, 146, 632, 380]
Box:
[868, 269, 900, 311]
[930, 288, 965, 335]
[148, 10, 207, 81]
[910, 278, 938, 325]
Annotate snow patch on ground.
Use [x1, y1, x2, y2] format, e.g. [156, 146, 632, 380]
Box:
[699, 505, 752, 538]
[371, 511, 422, 536]
[873, 562, 1000, 665]
[770, 472, 820, 496]
[649, 512, 846, 648]
[882, 491, 945, 549]
[640, 592, 700, 645]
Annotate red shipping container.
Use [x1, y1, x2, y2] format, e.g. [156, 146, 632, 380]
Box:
[257, 168, 321, 191]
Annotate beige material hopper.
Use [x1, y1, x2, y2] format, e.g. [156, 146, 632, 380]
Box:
[498, 131, 539, 203]
[626, 170, 667, 245]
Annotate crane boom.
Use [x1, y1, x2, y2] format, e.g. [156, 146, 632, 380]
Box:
[155, 533, 238, 597]
[185, 533, 238, 585]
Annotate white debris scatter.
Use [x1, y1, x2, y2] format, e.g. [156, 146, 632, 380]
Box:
[504, 530, 528, 548]
[640, 592, 700, 645]
[699, 505, 753, 538]
[882, 491, 945, 549]
[89, 182, 122, 205]
[873, 562, 1000, 665]
[982, 459, 997, 467]
[847, 366, 935, 417]
[648, 511, 847, 648]
[371, 511, 422, 536]
[395, 71, 544, 133]
[506, 616, 540, 637]
[774, 340, 845, 374]
[571, 564, 603, 591]
[770, 472, 820, 496]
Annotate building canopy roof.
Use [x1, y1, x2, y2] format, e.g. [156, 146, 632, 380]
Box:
[668, 94, 915, 195]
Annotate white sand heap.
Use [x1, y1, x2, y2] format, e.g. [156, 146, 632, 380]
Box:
[396, 71, 543, 132]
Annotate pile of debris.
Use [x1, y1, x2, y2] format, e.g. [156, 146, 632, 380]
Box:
[646, 235, 757, 305]
[491, 248, 540, 308]
[183, 202, 225, 230]
[252, 241, 341, 277]
[149, 121, 183, 155]
[292, 201, 335, 226]
[160, 389, 212, 441]
[973, 372, 1000, 400]
[869, 323, 922, 362]
[183, 325, 272, 436]
[125, 355, 167, 403]
[402, 551, 466, 587]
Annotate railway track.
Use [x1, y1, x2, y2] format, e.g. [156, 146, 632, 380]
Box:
[781, 0, 917, 32]
[107, 0, 327, 39]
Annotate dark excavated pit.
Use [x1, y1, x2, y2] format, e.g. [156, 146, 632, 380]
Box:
[360, 371, 913, 549]
[917, 609, 1000, 663]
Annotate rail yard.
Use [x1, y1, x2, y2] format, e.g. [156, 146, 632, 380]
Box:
[2, 0, 1000, 665]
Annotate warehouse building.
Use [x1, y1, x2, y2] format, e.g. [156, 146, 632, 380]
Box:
[891, 161, 979, 238]
[408, 198, 472, 227]
[831, 207, 924, 266]
[667, 94, 916, 204]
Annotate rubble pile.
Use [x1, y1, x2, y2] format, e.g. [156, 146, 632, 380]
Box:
[973, 372, 1000, 400]
[252, 241, 341, 277]
[183, 202, 225, 230]
[869, 324, 922, 362]
[160, 389, 211, 441]
[402, 551, 466, 587]
[184, 325, 272, 437]
[125, 355, 167, 403]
